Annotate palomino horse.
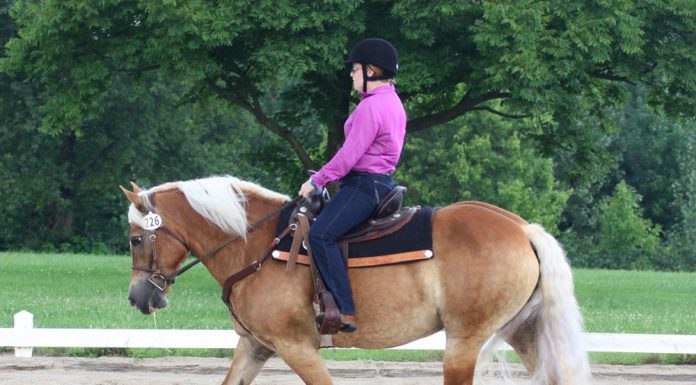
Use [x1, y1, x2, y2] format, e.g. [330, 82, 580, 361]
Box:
[122, 175, 591, 385]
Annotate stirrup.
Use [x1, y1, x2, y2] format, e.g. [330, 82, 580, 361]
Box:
[315, 313, 357, 334]
[315, 291, 342, 334]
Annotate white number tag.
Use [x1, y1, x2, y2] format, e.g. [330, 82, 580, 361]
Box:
[143, 212, 163, 230]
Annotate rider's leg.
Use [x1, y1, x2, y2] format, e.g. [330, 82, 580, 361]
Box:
[309, 173, 394, 320]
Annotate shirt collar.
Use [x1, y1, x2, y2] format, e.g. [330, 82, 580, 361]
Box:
[359, 83, 395, 98]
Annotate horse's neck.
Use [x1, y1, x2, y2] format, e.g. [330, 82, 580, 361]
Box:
[199, 195, 283, 286]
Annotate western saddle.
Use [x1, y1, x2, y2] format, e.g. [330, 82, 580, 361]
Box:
[287, 185, 410, 335]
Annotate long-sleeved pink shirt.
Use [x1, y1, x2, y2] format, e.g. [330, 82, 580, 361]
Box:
[312, 84, 406, 188]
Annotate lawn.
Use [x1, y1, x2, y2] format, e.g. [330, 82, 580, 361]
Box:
[1, 252, 694, 363]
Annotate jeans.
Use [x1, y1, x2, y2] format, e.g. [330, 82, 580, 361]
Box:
[308, 172, 394, 315]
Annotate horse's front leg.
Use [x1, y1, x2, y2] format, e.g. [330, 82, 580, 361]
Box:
[221, 335, 275, 385]
[275, 340, 333, 385]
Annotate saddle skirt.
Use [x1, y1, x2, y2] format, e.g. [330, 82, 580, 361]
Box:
[273, 203, 437, 268]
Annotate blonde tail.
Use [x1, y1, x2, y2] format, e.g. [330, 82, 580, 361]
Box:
[526, 224, 591, 385]
[481, 224, 591, 385]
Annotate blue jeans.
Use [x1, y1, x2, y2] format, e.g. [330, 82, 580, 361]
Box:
[308, 172, 394, 315]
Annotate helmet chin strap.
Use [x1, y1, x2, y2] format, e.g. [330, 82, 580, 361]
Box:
[360, 63, 392, 93]
[361, 63, 368, 93]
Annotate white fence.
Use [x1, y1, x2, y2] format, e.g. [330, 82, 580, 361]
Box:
[2, 311, 696, 357]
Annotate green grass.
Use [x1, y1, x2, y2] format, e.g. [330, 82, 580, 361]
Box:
[574, 268, 696, 364]
[575, 269, 696, 334]
[1, 252, 695, 363]
[0, 252, 230, 330]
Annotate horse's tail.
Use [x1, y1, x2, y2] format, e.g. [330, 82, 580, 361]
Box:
[481, 223, 591, 385]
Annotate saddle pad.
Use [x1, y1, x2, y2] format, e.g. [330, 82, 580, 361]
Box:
[274, 203, 437, 267]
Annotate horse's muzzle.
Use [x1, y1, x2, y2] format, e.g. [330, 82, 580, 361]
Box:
[128, 278, 169, 315]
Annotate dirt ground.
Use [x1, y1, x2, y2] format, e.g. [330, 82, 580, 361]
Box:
[1, 355, 695, 385]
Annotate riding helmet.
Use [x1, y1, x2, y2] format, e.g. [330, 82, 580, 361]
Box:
[346, 38, 398, 78]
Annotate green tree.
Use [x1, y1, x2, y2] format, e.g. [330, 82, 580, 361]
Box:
[0, 70, 290, 252]
[612, 88, 688, 231]
[397, 113, 569, 230]
[667, 121, 696, 271]
[581, 181, 663, 270]
[559, 87, 696, 271]
[3, 0, 695, 178]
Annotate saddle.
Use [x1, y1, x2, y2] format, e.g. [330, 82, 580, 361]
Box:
[274, 186, 435, 335]
[279, 185, 432, 266]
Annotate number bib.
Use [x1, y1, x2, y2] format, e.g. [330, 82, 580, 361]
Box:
[143, 212, 163, 230]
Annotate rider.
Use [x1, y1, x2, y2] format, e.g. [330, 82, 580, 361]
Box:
[298, 38, 406, 333]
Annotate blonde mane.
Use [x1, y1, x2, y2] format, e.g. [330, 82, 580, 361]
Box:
[128, 175, 289, 238]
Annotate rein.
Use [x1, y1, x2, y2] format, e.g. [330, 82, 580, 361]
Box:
[132, 195, 302, 291]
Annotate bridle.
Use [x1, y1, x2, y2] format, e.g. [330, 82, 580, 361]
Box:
[131, 226, 192, 291]
[131, 195, 302, 292]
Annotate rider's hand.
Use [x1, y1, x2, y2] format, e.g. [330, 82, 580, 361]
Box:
[298, 179, 316, 198]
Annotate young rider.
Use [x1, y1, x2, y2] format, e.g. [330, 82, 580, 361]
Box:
[298, 38, 406, 332]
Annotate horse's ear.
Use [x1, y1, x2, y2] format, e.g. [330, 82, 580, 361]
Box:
[120, 185, 141, 206]
[130, 181, 142, 193]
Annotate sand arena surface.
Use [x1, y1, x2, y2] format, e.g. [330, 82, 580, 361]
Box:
[2, 355, 695, 385]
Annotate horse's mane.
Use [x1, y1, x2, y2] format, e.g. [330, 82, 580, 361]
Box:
[129, 175, 289, 239]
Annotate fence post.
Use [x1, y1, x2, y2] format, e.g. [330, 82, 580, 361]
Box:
[14, 310, 33, 358]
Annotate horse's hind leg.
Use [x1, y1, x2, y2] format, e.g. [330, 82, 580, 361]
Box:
[221, 335, 275, 385]
[504, 316, 538, 373]
[443, 335, 484, 385]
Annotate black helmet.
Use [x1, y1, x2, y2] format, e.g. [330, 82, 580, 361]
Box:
[347, 38, 398, 77]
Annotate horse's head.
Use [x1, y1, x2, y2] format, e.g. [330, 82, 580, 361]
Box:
[121, 181, 192, 315]
[120, 176, 268, 315]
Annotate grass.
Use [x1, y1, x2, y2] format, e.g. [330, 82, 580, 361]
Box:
[1, 252, 695, 364]
[574, 268, 696, 364]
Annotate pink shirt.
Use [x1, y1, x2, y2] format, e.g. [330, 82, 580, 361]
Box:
[312, 84, 406, 188]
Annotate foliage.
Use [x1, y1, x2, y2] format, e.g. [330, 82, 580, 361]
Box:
[3, 0, 696, 173]
[396, 113, 568, 230]
[666, 121, 696, 271]
[612, 89, 688, 231]
[0, 70, 295, 252]
[575, 181, 663, 270]
[559, 87, 696, 271]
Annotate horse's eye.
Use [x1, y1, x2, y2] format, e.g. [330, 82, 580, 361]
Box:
[130, 236, 143, 247]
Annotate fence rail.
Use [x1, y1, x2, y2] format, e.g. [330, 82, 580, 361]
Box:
[2, 311, 696, 357]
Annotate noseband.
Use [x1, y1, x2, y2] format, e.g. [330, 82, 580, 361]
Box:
[131, 226, 191, 291]
[131, 195, 302, 292]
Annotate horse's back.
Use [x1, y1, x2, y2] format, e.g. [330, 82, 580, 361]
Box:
[447, 200, 528, 225]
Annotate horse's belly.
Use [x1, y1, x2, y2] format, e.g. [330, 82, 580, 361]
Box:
[332, 261, 443, 348]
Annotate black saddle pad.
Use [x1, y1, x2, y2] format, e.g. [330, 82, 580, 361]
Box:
[275, 202, 436, 259]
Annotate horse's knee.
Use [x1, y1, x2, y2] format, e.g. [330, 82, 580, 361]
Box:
[246, 343, 274, 363]
[222, 337, 274, 385]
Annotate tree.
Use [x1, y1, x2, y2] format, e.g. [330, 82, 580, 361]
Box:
[581, 181, 663, 270]
[558, 87, 696, 271]
[396, 113, 569, 230]
[3, 0, 695, 178]
[666, 120, 696, 271]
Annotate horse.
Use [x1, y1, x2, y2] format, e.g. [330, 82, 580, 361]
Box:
[121, 175, 591, 385]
